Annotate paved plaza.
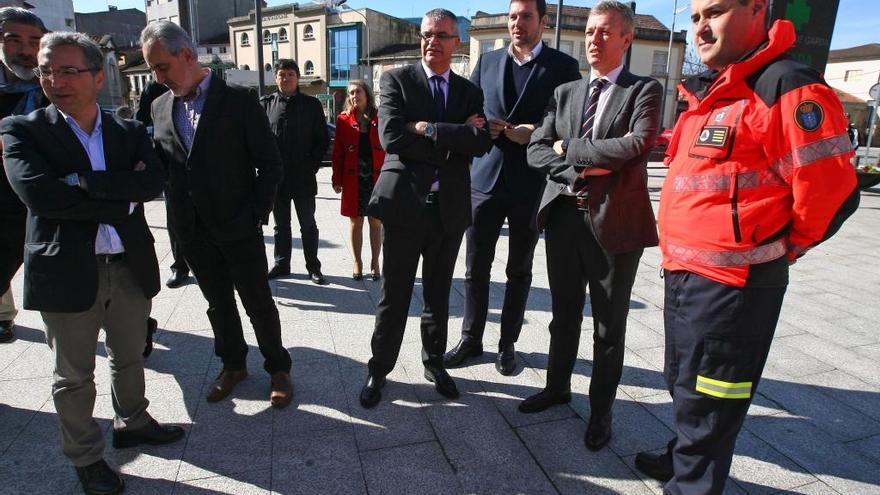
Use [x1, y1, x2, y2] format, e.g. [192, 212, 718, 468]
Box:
[1, 166, 879, 494]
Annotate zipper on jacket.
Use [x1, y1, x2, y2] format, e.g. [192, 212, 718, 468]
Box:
[729, 172, 742, 243]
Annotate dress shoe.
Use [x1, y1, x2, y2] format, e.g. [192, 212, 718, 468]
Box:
[112, 419, 185, 449]
[518, 389, 572, 413]
[309, 271, 327, 285]
[0, 320, 14, 343]
[143, 317, 157, 358]
[206, 369, 248, 402]
[165, 270, 189, 288]
[423, 367, 460, 399]
[359, 374, 386, 409]
[443, 339, 483, 368]
[75, 459, 124, 495]
[584, 413, 612, 451]
[635, 441, 675, 482]
[352, 272, 363, 281]
[270, 371, 293, 409]
[267, 264, 291, 280]
[369, 270, 381, 281]
[495, 343, 516, 375]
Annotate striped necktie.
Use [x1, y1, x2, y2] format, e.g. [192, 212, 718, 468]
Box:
[580, 79, 607, 140]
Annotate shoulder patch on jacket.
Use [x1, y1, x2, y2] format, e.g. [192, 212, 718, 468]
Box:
[745, 55, 825, 108]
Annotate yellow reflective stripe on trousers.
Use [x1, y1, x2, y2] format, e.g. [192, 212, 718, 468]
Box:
[695, 375, 752, 399]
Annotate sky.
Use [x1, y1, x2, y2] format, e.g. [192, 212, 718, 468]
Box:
[71, 0, 877, 50]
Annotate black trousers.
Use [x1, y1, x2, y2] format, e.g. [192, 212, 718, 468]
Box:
[165, 187, 188, 275]
[368, 204, 464, 377]
[0, 210, 25, 294]
[272, 191, 321, 274]
[182, 224, 291, 374]
[663, 270, 785, 495]
[461, 187, 539, 349]
[544, 197, 642, 420]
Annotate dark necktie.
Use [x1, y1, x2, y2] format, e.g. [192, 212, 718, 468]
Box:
[431, 75, 446, 122]
[580, 79, 607, 140]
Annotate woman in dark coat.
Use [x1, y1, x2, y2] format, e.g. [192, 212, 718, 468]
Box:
[331, 80, 385, 280]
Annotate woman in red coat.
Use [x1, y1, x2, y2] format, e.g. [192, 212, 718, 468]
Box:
[332, 80, 385, 280]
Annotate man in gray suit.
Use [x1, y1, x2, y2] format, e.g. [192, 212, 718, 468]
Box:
[524, 0, 661, 452]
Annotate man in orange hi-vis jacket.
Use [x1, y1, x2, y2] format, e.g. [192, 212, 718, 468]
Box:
[634, 1, 859, 493]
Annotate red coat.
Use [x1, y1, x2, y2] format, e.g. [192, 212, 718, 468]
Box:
[331, 111, 385, 217]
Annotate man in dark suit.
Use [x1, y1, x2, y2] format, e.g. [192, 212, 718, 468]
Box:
[260, 59, 330, 284]
[135, 79, 191, 289]
[444, 0, 581, 375]
[359, 8, 493, 408]
[525, 0, 661, 452]
[142, 21, 293, 408]
[0, 7, 48, 343]
[2, 32, 184, 495]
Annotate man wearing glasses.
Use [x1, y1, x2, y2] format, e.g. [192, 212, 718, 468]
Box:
[1, 32, 183, 495]
[359, 8, 492, 408]
[0, 7, 48, 343]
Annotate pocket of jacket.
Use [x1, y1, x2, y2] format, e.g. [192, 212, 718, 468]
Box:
[25, 242, 60, 256]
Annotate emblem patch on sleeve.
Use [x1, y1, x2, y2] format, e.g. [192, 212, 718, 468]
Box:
[695, 126, 730, 148]
[795, 100, 823, 132]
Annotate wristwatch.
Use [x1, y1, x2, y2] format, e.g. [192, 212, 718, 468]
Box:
[424, 122, 436, 140]
[63, 173, 80, 187]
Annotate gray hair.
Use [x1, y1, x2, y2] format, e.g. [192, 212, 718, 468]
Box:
[0, 7, 48, 34]
[140, 20, 196, 55]
[589, 1, 634, 34]
[423, 9, 459, 36]
[40, 32, 103, 71]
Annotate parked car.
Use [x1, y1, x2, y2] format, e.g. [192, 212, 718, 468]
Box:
[649, 128, 674, 163]
[321, 122, 335, 167]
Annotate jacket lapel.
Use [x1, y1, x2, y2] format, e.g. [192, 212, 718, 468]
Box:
[156, 92, 185, 154]
[568, 79, 590, 139]
[412, 64, 439, 122]
[597, 70, 632, 139]
[188, 75, 222, 155]
[495, 51, 509, 117]
[45, 105, 92, 174]
[100, 112, 125, 171]
[507, 48, 546, 120]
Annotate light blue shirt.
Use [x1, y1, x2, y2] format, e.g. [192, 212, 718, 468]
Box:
[173, 71, 211, 151]
[60, 106, 126, 254]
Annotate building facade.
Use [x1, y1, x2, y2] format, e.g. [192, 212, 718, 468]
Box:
[826, 44, 880, 147]
[469, 4, 686, 128]
[75, 7, 146, 49]
[1, 0, 75, 31]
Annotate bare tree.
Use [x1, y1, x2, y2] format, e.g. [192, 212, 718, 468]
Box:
[682, 45, 709, 76]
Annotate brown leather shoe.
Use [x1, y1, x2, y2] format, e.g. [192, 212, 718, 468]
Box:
[269, 371, 293, 409]
[206, 369, 247, 402]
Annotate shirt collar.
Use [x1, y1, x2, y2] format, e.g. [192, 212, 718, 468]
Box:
[58, 103, 103, 137]
[591, 64, 624, 87]
[421, 60, 450, 84]
[180, 71, 211, 101]
[508, 39, 544, 66]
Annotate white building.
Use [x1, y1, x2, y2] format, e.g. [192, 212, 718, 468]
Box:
[0, 0, 75, 31]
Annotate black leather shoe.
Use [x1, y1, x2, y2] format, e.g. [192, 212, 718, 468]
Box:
[309, 271, 327, 285]
[267, 264, 291, 280]
[424, 367, 459, 399]
[75, 459, 124, 495]
[518, 389, 572, 413]
[143, 317, 157, 358]
[112, 419, 185, 449]
[635, 441, 675, 482]
[0, 320, 14, 343]
[584, 413, 612, 451]
[495, 343, 516, 375]
[359, 374, 386, 409]
[165, 270, 189, 288]
[443, 339, 483, 368]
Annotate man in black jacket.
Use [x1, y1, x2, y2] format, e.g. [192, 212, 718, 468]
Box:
[2, 31, 183, 495]
[444, 0, 581, 375]
[0, 7, 48, 343]
[143, 21, 293, 409]
[359, 9, 493, 409]
[260, 59, 330, 284]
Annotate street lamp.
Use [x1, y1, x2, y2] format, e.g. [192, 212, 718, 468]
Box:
[322, 0, 371, 84]
[661, 1, 689, 128]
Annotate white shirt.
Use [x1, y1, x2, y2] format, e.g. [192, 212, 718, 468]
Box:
[589, 63, 624, 136]
[508, 40, 544, 66]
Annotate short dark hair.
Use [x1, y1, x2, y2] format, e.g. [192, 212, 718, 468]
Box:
[40, 32, 104, 71]
[0, 7, 48, 34]
[274, 58, 300, 77]
[510, 0, 547, 19]
[423, 9, 459, 36]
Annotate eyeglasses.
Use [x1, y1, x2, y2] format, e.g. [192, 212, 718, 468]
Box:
[35, 66, 100, 80]
[419, 32, 459, 42]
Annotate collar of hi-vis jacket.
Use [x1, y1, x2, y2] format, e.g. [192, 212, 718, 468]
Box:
[679, 19, 796, 110]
